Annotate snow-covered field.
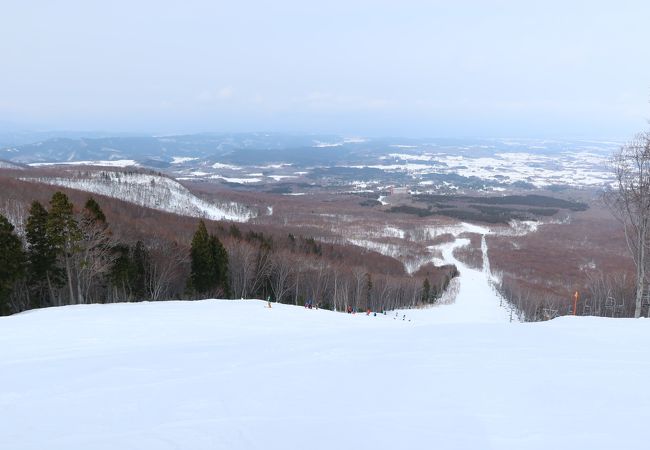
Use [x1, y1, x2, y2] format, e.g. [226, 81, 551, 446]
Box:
[370, 150, 613, 188]
[1, 299, 648, 450]
[29, 159, 138, 168]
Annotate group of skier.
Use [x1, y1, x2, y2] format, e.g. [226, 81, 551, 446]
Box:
[267, 296, 408, 320]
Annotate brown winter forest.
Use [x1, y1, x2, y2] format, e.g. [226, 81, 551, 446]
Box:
[0, 164, 636, 320]
[0, 167, 457, 315]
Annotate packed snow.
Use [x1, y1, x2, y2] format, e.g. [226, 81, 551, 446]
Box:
[22, 172, 256, 222]
[421, 236, 513, 323]
[1, 299, 648, 450]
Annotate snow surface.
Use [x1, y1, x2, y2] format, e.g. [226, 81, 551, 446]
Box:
[1, 300, 649, 450]
[420, 236, 512, 323]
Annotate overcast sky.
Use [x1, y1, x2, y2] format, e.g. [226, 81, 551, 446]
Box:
[1, 0, 649, 138]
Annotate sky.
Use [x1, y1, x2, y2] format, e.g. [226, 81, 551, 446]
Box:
[1, 0, 649, 138]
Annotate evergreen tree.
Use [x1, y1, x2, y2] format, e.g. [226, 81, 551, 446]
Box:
[189, 220, 229, 297]
[109, 241, 148, 301]
[109, 244, 134, 299]
[131, 240, 149, 299]
[0, 214, 26, 315]
[422, 278, 431, 304]
[190, 220, 216, 295]
[47, 192, 81, 304]
[83, 197, 106, 224]
[210, 234, 230, 297]
[365, 272, 373, 310]
[25, 201, 61, 308]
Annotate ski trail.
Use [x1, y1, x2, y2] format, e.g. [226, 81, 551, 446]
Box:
[403, 233, 515, 324]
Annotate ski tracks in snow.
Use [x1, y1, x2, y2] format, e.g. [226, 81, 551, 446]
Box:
[414, 225, 516, 324]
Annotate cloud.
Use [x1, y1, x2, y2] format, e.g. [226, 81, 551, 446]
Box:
[216, 86, 234, 99]
[294, 91, 392, 111]
[196, 86, 235, 103]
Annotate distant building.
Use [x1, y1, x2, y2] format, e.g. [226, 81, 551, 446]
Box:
[389, 186, 409, 195]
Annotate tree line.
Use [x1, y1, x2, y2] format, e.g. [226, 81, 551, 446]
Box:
[0, 191, 457, 316]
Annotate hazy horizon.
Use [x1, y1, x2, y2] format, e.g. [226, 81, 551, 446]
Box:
[2, 1, 649, 139]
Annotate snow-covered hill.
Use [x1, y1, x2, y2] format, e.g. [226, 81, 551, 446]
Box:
[0, 159, 25, 170]
[1, 300, 648, 450]
[22, 171, 256, 222]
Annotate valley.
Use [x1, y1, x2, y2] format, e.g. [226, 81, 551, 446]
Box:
[0, 133, 627, 320]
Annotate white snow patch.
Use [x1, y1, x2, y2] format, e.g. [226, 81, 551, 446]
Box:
[211, 176, 262, 184]
[171, 156, 199, 164]
[29, 160, 138, 168]
[313, 141, 342, 148]
[211, 162, 242, 170]
[268, 175, 297, 181]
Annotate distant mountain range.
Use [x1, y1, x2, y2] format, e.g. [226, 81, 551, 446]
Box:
[0, 132, 619, 167]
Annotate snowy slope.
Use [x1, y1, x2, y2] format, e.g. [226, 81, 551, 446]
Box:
[22, 172, 256, 222]
[407, 236, 513, 323]
[1, 300, 649, 450]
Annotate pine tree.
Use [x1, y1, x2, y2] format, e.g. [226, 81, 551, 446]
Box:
[109, 243, 134, 300]
[422, 278, 431, 304]
[365, 272, 373, 310]
[190, 220, 216, 295]
[131, 240, 149, 299]
[0, 214, 26, 315]
[109, 241, 148, 301]
[47, 192, 81, 304]
[210, 234, 230, 297]
[83, 197, 106, 224]
[189, 220, 230, 297]
[25, 201, 61, 308]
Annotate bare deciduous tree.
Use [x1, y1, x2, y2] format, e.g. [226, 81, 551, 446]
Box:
[224, 239, 258, 298]
[146, 240, 188, 301]
[604, 132, 650, 318]
[75, 216, 115, 304]
[269, 251, 293, 302]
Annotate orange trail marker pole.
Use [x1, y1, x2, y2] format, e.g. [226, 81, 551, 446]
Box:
[573, 291, 579, 316]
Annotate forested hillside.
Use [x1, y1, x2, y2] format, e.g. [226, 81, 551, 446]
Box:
[0, 176, 457, 315]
